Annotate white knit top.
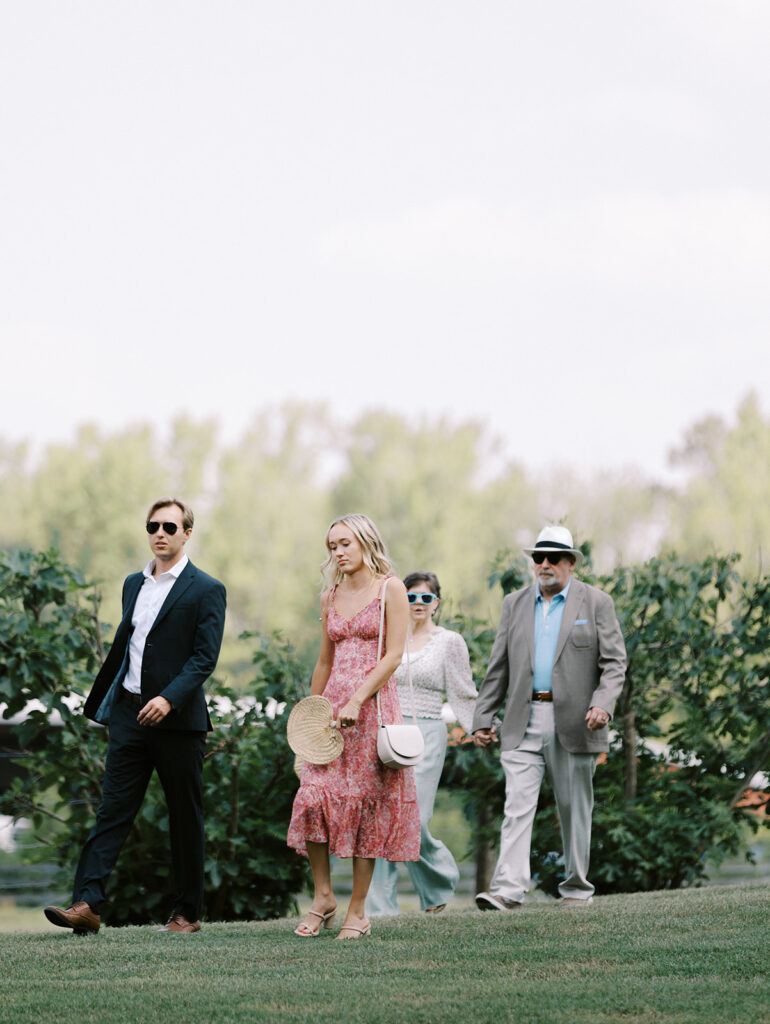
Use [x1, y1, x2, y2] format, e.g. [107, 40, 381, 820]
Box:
[393, 626, 477, 735]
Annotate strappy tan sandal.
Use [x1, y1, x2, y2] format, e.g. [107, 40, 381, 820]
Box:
[294, 907, 337, 937]
[336, 921, 371, 940]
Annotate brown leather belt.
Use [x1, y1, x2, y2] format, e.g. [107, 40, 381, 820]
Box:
[121, 690, 142, 707]
[532, 691, 553, 702]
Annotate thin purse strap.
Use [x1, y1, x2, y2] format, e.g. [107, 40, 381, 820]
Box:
[375, 577, 388, 727]
[375, 578, 419, 726]
[402, 636, 419, 724]
[376, 577, 388, 662]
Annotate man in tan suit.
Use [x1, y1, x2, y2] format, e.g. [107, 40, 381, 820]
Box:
[472, 525, 626, 908]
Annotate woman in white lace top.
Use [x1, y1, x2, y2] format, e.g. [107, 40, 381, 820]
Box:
[366, 571, 477, 915]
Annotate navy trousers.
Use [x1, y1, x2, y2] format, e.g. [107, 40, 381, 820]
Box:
[72, 693, 207, 921]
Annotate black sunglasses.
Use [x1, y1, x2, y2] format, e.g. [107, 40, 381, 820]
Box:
[532, 551, 568, 565]
[146, 521, 183, 536]
[407, 592, 438, 605]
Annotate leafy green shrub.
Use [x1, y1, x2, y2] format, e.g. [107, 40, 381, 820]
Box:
[0, 548, 106, 858]
[201, 633, 310, 922]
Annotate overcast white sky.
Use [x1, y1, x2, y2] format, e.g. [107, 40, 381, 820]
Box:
[2, 1, 768, 480]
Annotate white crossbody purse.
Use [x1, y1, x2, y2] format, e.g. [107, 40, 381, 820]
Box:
[375, 578, 425, 770]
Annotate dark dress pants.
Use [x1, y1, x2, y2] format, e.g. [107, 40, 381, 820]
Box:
[72, 693, 207, 921]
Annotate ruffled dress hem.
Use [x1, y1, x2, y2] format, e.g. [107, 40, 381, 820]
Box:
[288, 785, 421, 861]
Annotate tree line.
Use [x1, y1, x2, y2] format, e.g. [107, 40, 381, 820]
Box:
[1, 394, 768, 680]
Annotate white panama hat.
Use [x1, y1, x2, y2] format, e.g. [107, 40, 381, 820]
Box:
[523, 525, 583, 566]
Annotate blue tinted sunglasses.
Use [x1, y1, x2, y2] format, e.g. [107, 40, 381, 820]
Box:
[407, 593, 437, 605]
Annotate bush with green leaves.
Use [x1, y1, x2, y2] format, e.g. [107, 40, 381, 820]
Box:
[0, 548, 310, 923]
[201, 632, 310, 922]
[444, 549, 770, 894]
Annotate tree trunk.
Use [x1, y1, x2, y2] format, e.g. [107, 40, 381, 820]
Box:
[623, 708, 637, 801]
[619, 666, 637, 802]
[475, 804, 497, 893]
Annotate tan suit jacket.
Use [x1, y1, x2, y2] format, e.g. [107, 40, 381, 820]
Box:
[472, 579, 627, 753]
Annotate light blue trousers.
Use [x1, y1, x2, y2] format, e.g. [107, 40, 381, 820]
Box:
[366, 718, 460, 915]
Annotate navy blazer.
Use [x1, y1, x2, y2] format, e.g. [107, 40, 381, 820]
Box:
[83, 560, 227, 732]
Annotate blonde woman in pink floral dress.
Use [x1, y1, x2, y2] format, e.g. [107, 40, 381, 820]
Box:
[287, 514, 421, 939]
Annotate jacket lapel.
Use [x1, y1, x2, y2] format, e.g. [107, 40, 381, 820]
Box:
[553, 579, 583, 665]
[118, 574, 145, 631]
[102, 573, 145, 668]
[148, 561, 196, 634]
[522, 585, 536, 671]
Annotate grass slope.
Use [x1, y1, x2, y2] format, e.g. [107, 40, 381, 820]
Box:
[3, 885, 769, 1024]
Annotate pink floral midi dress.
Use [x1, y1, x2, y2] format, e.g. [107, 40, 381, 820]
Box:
[287, 580, 421, 861]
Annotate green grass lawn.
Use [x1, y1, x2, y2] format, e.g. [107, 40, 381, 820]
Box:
[2, 884, 769, 1024]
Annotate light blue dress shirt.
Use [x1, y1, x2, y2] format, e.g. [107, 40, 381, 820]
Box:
[532, 580, 571, 693]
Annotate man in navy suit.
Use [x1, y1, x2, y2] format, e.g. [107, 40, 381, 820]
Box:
[44, 497, 226, 934]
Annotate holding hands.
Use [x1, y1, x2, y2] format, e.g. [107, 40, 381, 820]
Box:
[473, 726, 498, 748]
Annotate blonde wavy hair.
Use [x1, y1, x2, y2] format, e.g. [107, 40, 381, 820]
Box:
[321, 513, 393, 587]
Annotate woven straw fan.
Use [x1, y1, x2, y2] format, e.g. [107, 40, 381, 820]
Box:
[287, 695, 344, 765]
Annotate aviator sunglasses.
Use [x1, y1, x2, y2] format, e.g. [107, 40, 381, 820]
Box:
[532, 551, 568, 565]
[407, 592, 438, 605]
[146, 520, 184, 536]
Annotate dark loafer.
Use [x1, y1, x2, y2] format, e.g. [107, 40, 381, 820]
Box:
[44, 902, 101, 934]
[158, 912, 201, 933]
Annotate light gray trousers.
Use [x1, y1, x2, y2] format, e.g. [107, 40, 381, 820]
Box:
[489, 702, 597, 903]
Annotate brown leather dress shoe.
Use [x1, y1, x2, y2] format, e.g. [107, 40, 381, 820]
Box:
[157, 912, 201, 933]
[44, 901, 101, 934]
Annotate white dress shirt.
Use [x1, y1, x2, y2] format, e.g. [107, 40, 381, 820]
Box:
[122, 555, 189, 694]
